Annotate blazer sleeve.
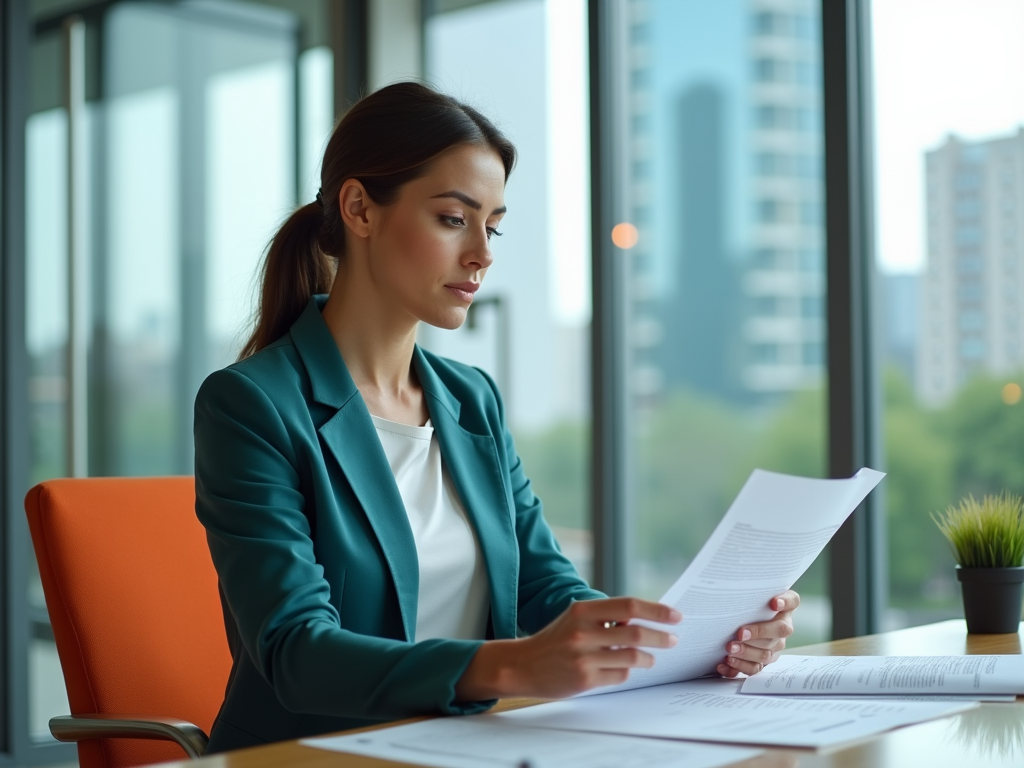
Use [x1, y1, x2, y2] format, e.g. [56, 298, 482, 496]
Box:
[475, 369, 607, 634]
[194, 367, 494, 719]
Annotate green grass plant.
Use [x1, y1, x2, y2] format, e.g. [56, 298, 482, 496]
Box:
[932, 492, 1024, 568]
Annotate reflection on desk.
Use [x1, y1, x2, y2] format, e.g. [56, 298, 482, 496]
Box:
[158, 620, 1023, 768]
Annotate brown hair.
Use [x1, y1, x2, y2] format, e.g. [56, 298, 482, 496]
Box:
[238, 81, 517, 360]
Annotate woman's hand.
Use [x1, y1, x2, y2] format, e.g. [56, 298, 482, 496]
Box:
[456, 597, 681, 701]
[717, 590, 799, 678]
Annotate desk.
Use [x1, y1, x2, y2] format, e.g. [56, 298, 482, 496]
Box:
[163, 620, 1024, 768]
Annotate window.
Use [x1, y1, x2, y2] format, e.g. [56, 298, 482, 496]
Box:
[612, 0, 828, 645]
[423, 0, 593, 580]
[873, 0, 1024, 629]
[22, 0, 332, 750]
[801, 295, 823, 320]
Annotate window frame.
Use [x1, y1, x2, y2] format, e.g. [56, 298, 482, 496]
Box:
[0, 0, 885, 761]
[586, 0, 884, 637]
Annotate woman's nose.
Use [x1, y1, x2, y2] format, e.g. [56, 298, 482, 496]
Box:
[467, 229, 494, 269]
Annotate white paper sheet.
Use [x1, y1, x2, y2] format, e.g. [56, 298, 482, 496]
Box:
[740, 654, 1024, 696]
[675, 674, 1016, 703]
[498, 679, 977, 749]
[302, 717, 762, 768]
[581, 467, 885, 696]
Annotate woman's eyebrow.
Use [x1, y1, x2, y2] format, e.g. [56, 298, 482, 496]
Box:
[431, 190, 507, 215]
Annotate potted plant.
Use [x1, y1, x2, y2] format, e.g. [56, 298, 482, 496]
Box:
[933, 492, 1024, 634]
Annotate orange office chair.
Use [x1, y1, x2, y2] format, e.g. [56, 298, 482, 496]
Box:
[25, 477, 232, 768]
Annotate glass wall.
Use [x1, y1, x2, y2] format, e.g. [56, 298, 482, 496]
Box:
[615, 0, 829, 645]
[872, 0, 1024, 629]
[25, 0, 333, 740]
[422, 0, 593, 579]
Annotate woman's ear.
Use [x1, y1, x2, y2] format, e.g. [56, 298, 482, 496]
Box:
[338, 179, 372, 238]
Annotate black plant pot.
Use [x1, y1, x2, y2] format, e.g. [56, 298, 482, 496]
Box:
[956, 566, 1024, 634]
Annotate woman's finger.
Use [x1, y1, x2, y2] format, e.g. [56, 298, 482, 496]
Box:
[717, 663, 741, 678]
[726, 639, 785, 665]
[736, 616, 794, 642]
[589, 647, 657, 669]
[734, 636, 787, 651]
[599, 623, 678, 650]
[771, 590, 801, 612]
[724, 652, 778, 676]
[572, 596, 682, 625]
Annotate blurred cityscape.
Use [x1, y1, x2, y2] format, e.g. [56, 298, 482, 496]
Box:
[23, 0, 1024, 662]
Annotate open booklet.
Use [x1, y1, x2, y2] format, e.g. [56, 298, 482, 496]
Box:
[740, 654, 1024, 696]
[578, 467, 886, 697]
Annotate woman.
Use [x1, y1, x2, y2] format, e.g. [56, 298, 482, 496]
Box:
[194, 82, 798, 753]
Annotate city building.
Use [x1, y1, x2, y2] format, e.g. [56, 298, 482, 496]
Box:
[918, 128, 1024, 405]
[742, 0, 825, 400]
[880, 272, 920, 386]
[623, 0, 824, 409]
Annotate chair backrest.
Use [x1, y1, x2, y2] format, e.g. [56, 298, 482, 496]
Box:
[25, 477, 232, 768]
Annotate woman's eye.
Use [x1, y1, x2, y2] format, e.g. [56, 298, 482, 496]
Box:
[440, 215, 502, 239]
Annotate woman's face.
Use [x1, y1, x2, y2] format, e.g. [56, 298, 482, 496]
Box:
[361, 144, 507, 330]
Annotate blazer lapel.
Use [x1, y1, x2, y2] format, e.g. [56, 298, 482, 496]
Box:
[413, 348, 519, 640]
[290, 297, 419, 642]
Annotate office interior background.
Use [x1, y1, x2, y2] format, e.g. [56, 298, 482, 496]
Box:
[1, 0, 1023, 764]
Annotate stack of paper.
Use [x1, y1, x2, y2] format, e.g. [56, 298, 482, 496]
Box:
[496, 678, 977, 750]
[303, 469, 1015, 766]
[739, 654, 1024, 698]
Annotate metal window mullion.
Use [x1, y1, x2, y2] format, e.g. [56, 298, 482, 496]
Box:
[64, 17, 89, 479]
[822, 0, 884, 640]
[331, 0, 368, 114]
[588, 0, 628, 597]
[2, 0, 31, 760]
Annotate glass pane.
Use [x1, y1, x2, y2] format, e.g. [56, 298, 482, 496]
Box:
[23, 0, 333, 744]
[618, 0, 829, 645]
[423, 0, 594, 580]
[873, 0, 1024, 629]
[99, 2, 298, 475]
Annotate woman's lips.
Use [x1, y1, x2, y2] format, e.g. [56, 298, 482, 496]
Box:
[445, 283, 480, 302]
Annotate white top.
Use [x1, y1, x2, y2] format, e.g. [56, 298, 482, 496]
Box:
[371, 415, 490, 641]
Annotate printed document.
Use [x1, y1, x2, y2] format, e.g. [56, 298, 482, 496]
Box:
[498, 678, 977, 750]
[302, 717, 762, 768]
[650, 674, 1015, 702]
[581, 467, 885, 696]
[741, 654, 1024, 696]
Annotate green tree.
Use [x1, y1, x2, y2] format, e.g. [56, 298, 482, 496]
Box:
[633, 389, 755, 584]
[882, 369, 954, 606]
[940, 373, 1024, 501]
[514, 420, 589, 531]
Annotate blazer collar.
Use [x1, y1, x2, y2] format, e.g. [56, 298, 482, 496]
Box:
[411, 346, 462, 425]
[290, 295, 465, 422]
[289, 295, 517, 640]
[289, 295, 359, 409]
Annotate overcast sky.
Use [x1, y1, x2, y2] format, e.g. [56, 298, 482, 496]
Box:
[872, 0, 1024, 274]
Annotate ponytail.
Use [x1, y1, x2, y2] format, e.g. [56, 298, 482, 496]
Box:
[238, 82, 516, 360]
[237, 202, 333, 361]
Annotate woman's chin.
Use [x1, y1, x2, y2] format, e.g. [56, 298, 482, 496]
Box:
[419, 307, 469, 331]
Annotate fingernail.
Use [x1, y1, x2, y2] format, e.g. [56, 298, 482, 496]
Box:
[717, 664, 728, 675]
[776, 599, 785, 609]
[741, 630, 752, 641]
[730, 643, 742, 654]
[669, 609, 682, 622]
[668, 634, 679, 647]
[727, 656, 738, 667]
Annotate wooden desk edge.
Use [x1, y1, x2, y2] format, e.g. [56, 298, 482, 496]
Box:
[156, 619, 1024, 767]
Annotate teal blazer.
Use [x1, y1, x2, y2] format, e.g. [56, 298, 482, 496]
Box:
[194, 295, 603, 752]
